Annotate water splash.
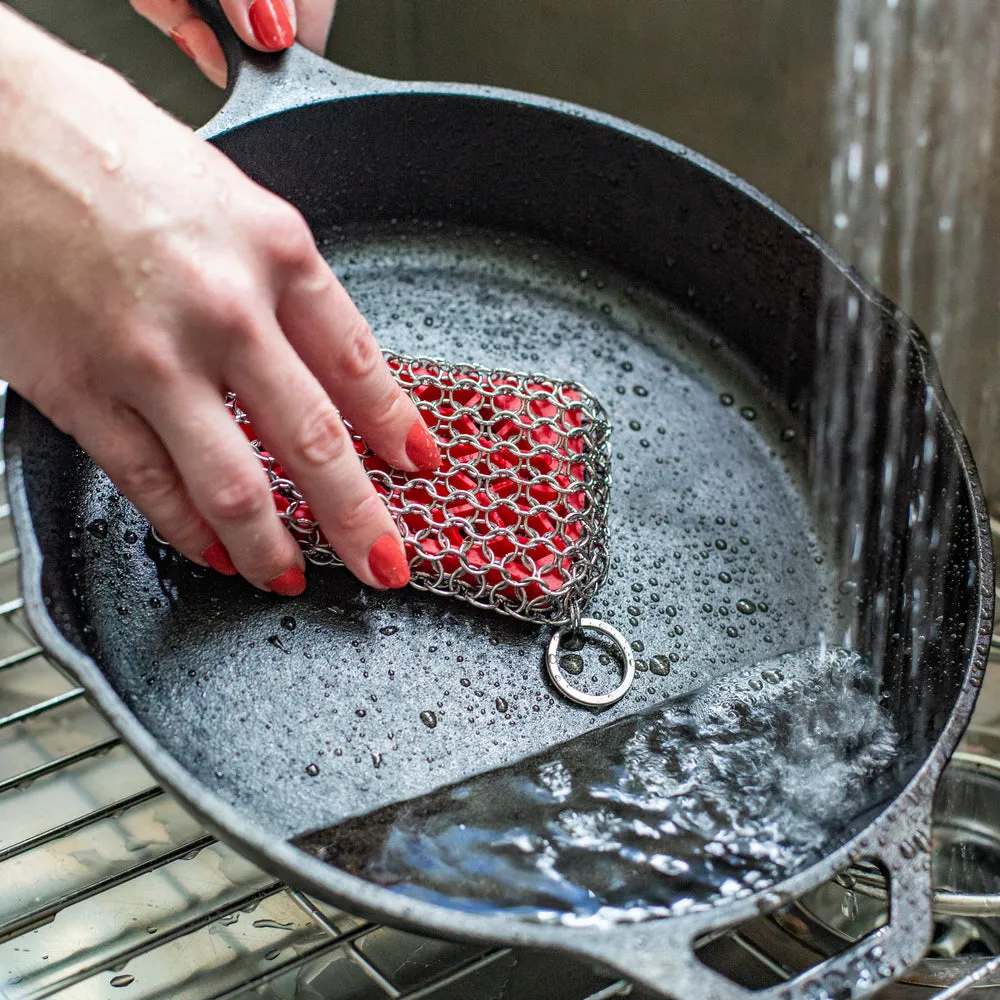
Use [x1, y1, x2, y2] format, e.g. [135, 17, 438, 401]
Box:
[295, 646, 900, 926]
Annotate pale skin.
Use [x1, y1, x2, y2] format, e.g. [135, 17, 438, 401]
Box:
[0, 0, 434, 596]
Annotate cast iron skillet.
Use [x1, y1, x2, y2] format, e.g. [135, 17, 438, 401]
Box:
[4, 4, 994, 997]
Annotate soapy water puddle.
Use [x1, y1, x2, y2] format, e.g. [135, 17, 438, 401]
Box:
[294, 644, 901, 926]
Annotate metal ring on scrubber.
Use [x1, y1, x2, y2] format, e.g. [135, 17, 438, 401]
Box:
[545, 618, 635, 707]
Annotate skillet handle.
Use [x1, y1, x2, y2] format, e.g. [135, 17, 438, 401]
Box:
[575, 799, 935, 1000]
[187, 0, 385, 137]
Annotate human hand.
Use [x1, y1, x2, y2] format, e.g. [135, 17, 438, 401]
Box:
[0, 10, 437, 595]
[129, 0, 337, 87]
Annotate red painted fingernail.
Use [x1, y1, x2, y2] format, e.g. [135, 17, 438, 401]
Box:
[368, 534, 410, 589]
[248, 0, 294, 50]
[268, 566, 306, 596]
[202, 542, 238, 576]
[405, 419, 442, 472]
[170, 28, 196, 60]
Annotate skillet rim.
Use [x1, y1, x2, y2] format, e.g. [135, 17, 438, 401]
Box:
[5, 79, 995, 987]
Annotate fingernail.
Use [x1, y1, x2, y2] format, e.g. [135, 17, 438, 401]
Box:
[202, 542, 238, 576]
[248, 0, 294, 50]
[268, 566, 306, 596]
[368, 534, 410, 589]
[170, 28, 195, 60]
[405, 419, 442, 472]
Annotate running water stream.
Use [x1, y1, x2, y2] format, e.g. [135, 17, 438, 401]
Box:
[815, 0, 1000, 905]
[815, 0, 1000, 667]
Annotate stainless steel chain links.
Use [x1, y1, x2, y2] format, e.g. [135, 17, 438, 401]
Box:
[220, 353, 631, 706]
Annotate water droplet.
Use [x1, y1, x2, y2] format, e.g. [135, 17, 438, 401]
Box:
[355, 708, 366, 718]
[102, 141, 124, 172]
[460, 677, 471, 687]
[495, 697, 508, 712]
[87, 518, 109, 539]
[123, 529, 138, 544]
[110, 975, 135, 988]
[719, 572, 732, 584]
[780, 428, 796, 441]
[649, 655, 671, 676]
[305, 763, 320, 777]
[560, 653, 584, 675]
[736, 599, 757, 615]
[420, 710, 438, 729]
[281, 616, 296, 630]
[719, 393, 734, 406]
[630, 639, 645, 653]
[253, 918, 295, 930]
[739, 406, 757, 422]
[633, 385, 648, 397]
[726, 626, 739, 638]
[379, 625, 398, 636]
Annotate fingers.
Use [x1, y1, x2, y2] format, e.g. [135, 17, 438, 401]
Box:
[69, 398, 236, 574]
[219, 0, 296, 51]
[295, 0, 336, 53]
[129, 0, 226, 87]
[226, 328, 410, 590]
[140, 381, 307, 595]
[277, 254, 442, 475]
[175, 19, 227, 87]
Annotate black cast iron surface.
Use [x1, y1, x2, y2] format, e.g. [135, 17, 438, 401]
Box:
[4, 9, 994, 998]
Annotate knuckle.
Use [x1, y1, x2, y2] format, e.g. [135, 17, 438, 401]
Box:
[339, 316, 382, 380]
[197, 277, 260, 339]
[121, 338, 178, 385]
[293, 402, 351, 468]
[266, 204, 316, 268]
[117, 457, 179, 502]
[204, 474, 267, 523]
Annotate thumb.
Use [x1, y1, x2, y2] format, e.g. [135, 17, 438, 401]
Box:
[219, 0, 297, 52]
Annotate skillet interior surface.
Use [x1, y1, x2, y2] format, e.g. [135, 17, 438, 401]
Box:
[44, 220, 837, 838]
[12, 92, 984, 930]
